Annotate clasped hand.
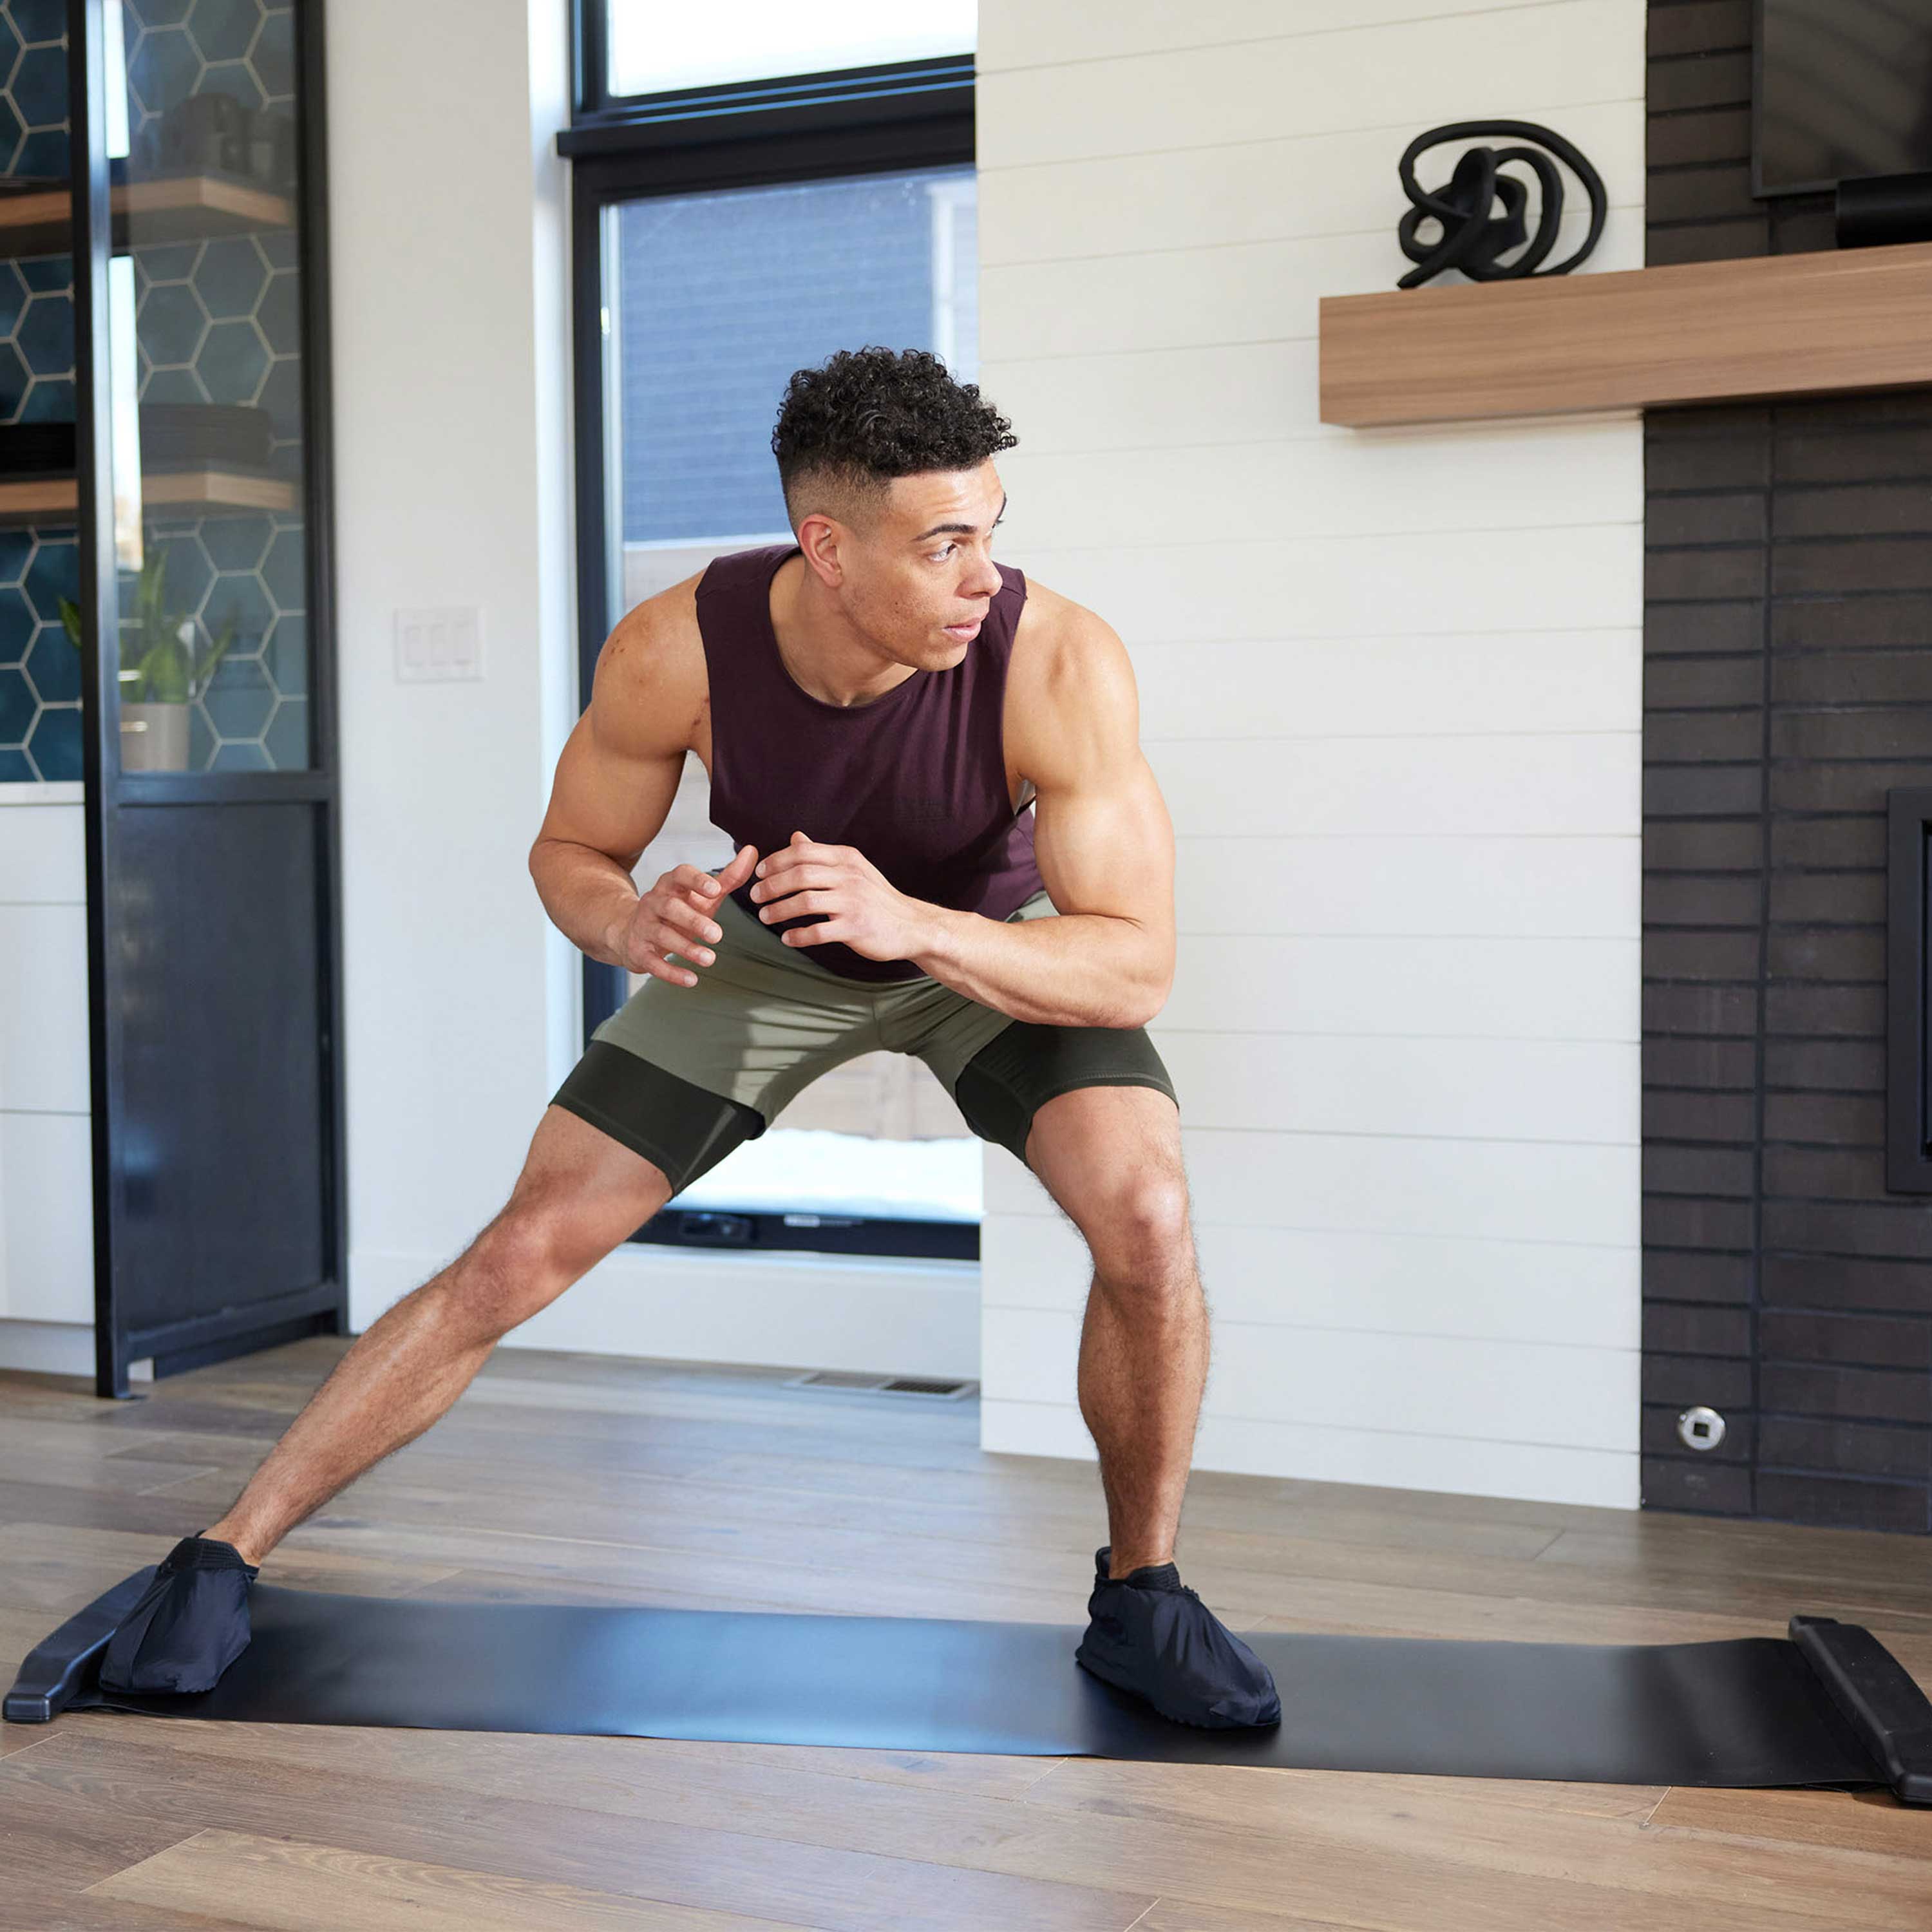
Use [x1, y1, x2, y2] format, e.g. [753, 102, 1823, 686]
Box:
[748, 830, 933, 961]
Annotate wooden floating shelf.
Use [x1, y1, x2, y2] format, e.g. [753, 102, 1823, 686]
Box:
[1319, 239, 1932, 428]
[0, 468, 297, 526]
[0, 173, 295, 260]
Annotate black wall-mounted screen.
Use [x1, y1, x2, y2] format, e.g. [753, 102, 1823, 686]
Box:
[1754, 1, 1932, 196]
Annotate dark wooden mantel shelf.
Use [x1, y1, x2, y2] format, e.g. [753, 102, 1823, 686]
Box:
[1319, 239, 1932, 428]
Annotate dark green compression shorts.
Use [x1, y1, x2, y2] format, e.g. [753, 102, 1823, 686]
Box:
[548, 875, 1178, 1197]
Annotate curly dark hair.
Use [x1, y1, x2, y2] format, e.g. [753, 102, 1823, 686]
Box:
[771, 345, 1017, 533]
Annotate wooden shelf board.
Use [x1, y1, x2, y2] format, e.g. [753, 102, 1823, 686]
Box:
[0, 468, 297, 525]
[1318, 240, 1932, 428]
[0, 173, 294, 259]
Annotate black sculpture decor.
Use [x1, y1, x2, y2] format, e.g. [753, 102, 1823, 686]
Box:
[1395, 120, 1606, 289]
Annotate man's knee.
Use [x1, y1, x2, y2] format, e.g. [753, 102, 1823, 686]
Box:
[1079, 1171, 1194, 1283]
[444, 1202, 609, 1341]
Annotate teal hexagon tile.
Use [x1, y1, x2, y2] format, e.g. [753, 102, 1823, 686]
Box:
[0, 14, 21, 82]
[18, 256, 68, 294]
[199, 60, 265, 112]
[262, 692, 305, 767]
[0, 531, 31, 584]
[261, 525, 302, 611]
[0, 260, 24, 343]
[17, 289, 71, 375]
[253, 5, 291, 98]
[202, 655, 272, 734]
[24, 623, 79, 703]
[20, 376, 73, 419]
[187, 697, 214, 767]
[26, 702, 80, 778]
[9, 0, 64, 46]
[256, 269, 299, 355]
[256, 354, 301, 442]
[140, 280, 207, 367]
[194, 235, 268, 320]
[189, 0, 260, 63]
[202, 513, 269, 571]
[23, 538, 76, 623]
[0, 95, 24, 172]
[10, 38, 64, 126]
[0, 584, 33, 664]
[14, 127, 64, 175]
[204, 567, 272, 641]
[0, 745, 33, 779]
[131, 0, 195, 29]
[196, 316, 267, 401]
[209, 735, 269, 770]
[129, 24, 198, 117]
[258, 228, 296, 273]
[0, 664, 32, 741]
[136, 240, 201, 283]
[145, 532, 213, 614]
[139, 363, 209, 404]
[263, 611, 303, 694]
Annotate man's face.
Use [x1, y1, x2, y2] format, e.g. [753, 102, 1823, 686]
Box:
[819, 460, 1007, 667]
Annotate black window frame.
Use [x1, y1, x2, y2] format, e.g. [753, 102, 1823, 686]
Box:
[558, 3, 979, 1263]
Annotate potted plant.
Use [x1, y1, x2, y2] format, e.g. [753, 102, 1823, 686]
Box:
[60, 545, 238, 772]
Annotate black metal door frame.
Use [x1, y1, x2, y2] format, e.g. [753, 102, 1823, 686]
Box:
[70, 0, 348, 1396]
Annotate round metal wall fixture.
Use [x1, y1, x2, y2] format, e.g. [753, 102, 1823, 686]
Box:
[1678, 1405, 1727, 1452]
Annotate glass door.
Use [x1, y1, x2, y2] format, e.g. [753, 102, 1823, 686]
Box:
[70, 0, 343, 1394]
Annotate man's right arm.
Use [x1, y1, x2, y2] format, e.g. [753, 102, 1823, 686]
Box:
[527, 594, 699, 967]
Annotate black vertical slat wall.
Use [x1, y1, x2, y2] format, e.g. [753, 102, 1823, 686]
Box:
[1641, 1, 1932, 1532]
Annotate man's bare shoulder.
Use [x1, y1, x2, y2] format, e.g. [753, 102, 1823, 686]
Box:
[592, 571, 709, 757]
[1008, 575, 1139, 779]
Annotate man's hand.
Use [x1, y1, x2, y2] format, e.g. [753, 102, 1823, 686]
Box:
[749, 831, 935, 961]
[609, 842, 760, 986]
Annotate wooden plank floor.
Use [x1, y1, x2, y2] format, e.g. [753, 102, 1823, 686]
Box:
[2, 1335, 1928, 1930]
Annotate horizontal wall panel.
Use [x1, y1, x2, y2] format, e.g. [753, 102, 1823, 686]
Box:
[978, 101, 1643, 263]
[0, 904, 89, 1113]
[984, 1305, 1638, 1451]
[0, 1110, 93, 1324]
[978, 0, 1584, 72]
[1006, 422, 1642, 547]
[1161, 934, 1638, 1041]
[981, 217, 1646, 363]
[1022, 526, 1644, 641]
[1132, 632, 1640, 741]
[977, 1, 1642, 169]
[982, 1211, 1639, 1350]
[1149, 734, 1639, 837]
[0, 800, 86, 904]
[1141, 1030, 1637, 1141]
[1173, 835, 1638, 938]
[985, 1132, 1640, 1249]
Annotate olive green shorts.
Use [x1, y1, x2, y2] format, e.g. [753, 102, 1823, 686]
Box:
[549, 873, 1178, 1197]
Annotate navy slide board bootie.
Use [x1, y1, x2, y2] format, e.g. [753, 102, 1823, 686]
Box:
[1074, 1543, 1282, 1729]
[97, 1535, 260, 1694]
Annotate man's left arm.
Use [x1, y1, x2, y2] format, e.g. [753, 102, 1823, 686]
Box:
[908, 611, 1176, 1028]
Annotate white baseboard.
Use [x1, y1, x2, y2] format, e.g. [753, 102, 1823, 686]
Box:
[0, 1320, 150, 1381]
[349, 1240, 982, 1381]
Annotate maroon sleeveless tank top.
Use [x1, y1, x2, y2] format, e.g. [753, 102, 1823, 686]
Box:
[696, 541, 1045, 983]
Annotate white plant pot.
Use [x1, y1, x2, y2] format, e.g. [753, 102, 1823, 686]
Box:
[120, 701, 191, 772]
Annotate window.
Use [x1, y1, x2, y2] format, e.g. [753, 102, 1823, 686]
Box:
[561, 5, 981, 1261]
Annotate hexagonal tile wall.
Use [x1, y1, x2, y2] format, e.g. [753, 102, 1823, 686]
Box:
[0, 0, 305, 781]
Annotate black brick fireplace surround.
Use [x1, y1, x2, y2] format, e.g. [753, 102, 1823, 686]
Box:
[1641, 1, 1931, 1532]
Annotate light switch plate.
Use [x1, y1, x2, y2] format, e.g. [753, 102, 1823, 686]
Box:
[395, 606, 483, 682]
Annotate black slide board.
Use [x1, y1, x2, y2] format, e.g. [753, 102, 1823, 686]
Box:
[6, 1571, 1929, 1803]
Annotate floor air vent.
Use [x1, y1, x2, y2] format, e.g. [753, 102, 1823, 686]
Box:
[784, 1369, 977, 1400]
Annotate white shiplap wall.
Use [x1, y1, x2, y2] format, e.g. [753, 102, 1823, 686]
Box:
[974, 0, 1647, 1507]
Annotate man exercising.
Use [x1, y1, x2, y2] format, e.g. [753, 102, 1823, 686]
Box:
[99, 346, 1280, 1732]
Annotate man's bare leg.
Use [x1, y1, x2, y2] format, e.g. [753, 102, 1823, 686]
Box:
[200, 1105, 673, 1566]
[1021, 1084, 1206, 1578]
